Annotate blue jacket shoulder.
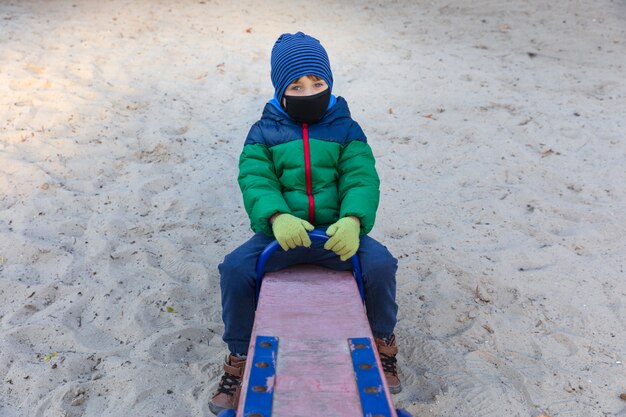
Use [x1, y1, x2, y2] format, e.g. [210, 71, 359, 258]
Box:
[244, 97, 367, 147]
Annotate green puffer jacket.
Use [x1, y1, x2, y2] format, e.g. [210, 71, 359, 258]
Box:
[238, 96, 380, 236]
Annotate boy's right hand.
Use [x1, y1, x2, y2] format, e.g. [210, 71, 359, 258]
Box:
[271, 213, 314, 251]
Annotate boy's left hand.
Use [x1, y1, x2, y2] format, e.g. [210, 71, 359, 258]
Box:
[324, 216, 361, 261]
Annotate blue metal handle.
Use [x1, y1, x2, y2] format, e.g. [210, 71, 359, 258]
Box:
[255, 229, 365, 305]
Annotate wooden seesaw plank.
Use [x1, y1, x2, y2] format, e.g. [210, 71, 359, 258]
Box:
[236, 265, 398, 417]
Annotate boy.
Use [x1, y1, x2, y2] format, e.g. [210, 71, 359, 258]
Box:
[209, 32, 400, 415]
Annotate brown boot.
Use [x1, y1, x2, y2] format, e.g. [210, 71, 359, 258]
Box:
[209, 354, 246, 415]
[375, 334, 402, 394]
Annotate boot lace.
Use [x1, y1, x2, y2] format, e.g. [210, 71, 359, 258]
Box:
[380, 353, 398, 376]
[216, 372, 241, 396]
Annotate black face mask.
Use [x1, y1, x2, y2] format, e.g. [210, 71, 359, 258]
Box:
[283, 89, 331, 124]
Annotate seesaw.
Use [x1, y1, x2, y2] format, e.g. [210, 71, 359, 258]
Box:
[218, 230, 412, 417]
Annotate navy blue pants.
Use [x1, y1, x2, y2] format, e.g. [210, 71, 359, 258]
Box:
[219, 232, 398, 354]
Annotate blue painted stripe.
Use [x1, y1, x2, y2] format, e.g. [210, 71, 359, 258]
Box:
[349, 337, 393, 417]
[243, 335, 278, 417]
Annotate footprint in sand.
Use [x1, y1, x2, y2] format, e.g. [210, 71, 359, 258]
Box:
[407, 338, 532, 414]
[141, 238, 208, 284]
[140, 327, 211, 364]
[34, 384, 87, 417]
[58, 220, 87, 238]
[140, 175, 177, 194]
[9, 77, 42, 91]
[3, 303, 40, 327]
[547, 331, 579, 357]
[402, 339, 455, 402]
[60, 384, 87, 412]
[133, 302, 174, 332]
[3, 285, 59, 326]
[159, 125, 189, 136]
[135, 143, 184, 163]
[159, 254, 208, 284]
[446, 359, 521, 415]
[466, 350, 539, 410]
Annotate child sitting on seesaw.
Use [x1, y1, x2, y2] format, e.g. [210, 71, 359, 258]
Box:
[209, 31, 401, 415]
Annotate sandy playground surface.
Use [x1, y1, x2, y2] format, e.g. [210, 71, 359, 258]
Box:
[1, 0, 625, 416]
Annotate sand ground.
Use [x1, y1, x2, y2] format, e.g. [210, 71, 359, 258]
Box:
[1, 1, 625, 416]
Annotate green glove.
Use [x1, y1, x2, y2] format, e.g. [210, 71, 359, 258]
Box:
[324, 217, 361, 261]
[271, 213, 314, 251]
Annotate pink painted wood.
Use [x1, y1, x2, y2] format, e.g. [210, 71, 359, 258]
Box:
[237, 265, 397, 417]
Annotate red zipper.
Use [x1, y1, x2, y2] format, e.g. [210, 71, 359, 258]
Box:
[302, 123, 315, 224]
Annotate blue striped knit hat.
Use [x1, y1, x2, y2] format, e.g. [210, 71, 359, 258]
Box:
[271, 32, 333, 101]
